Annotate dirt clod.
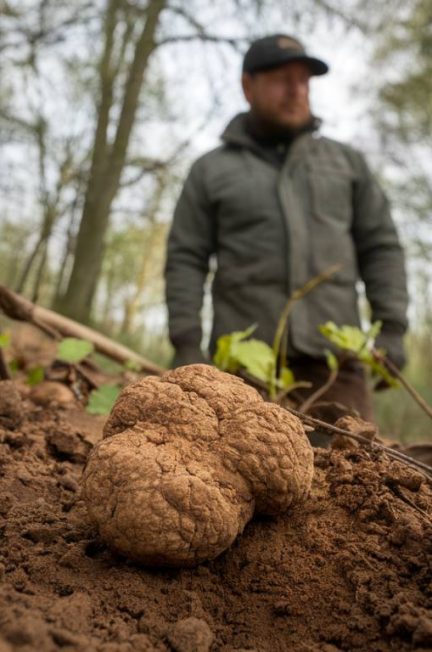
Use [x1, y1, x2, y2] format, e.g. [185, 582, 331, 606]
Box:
[30, 381, 75, 407]
[0, 380, 24, 429]
[167, 617, 213, 652]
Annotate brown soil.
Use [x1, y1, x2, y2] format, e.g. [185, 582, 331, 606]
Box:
[1, 381, 432, 652]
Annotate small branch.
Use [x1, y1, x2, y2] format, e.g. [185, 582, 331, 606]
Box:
[158, 34, 245, 51]
[270, 264, 341, 399]
[298, 352, 352, 413]
[287, 407, 432, 480]
[272, 264, 341, 361]
[373, 349, 432, 421]
[0, 285, 164, 376]
[275, 381, 312, 404]
[298, 368, 339, 414]
[387, 482, 432, 525]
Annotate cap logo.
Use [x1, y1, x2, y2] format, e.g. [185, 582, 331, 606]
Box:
[277, 36, 302, 51]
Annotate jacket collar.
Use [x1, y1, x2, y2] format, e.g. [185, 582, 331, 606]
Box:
[221, 111, 320, 150]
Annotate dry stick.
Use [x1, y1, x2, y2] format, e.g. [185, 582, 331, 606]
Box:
[275, 381, 312, 404]
[298, 353, 352, 413]
[373, 348, 432, 421]
[272, 264, 342, 361]
[387, 483, 432, 525]
[287, 407, 432, 479]
[298, 368, 339, 414]
[0, 285, 163, 376]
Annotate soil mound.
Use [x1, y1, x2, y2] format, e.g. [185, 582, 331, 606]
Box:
[0, 383, 431, 652]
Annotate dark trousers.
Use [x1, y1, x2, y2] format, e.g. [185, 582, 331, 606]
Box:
[288, 357, 373, 421]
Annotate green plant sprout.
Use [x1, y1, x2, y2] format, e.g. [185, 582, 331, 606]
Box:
[319, 320, 398, 388]
[214, 265, 340, 399]
[57, 337, 94, 364]
[213, 324, 306, 400]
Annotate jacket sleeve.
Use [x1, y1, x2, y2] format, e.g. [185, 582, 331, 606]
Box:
[165, 158, 217, 353]
[350, 150, 409, 365]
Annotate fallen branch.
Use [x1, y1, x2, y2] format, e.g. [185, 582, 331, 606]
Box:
[0, 285, 164, 376]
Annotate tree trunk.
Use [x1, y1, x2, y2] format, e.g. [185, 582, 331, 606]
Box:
[15, 235, 44, 294]
[58, 0, 166, 323]
[31, 239, 48, 303]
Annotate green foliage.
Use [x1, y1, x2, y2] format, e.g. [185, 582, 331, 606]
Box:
[319, 321, 398, 387]
[374, 0, 432, 139]
[26, 366, 44, 386]
[0, 333, 11, 349]
[213, 324, 258, 373]
[86, 384, 121, 416]
[57, 338, 94, 364]
[213, 324, 294, 399]
[279, 366, 295, 389]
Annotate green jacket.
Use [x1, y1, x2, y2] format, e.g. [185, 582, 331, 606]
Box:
[165, 113, 408, 363]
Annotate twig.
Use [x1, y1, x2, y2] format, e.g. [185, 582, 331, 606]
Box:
[298, 368, 339, 413]
[298, 353, 353, 413]
[272, 264, 341, 360]
[275, 381, 312, 404]
[287, 407, 432, 480]
[373, 349, 432, 421]
[387, 482, 432, 525]
[270, 264, 341, 399]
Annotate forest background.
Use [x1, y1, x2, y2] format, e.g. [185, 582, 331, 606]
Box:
[0, 0, 431, 441]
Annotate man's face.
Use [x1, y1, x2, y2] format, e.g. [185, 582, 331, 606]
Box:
[242, 61, 312, 130]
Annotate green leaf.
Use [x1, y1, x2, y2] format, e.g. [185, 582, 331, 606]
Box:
[0, 333, 11, 349]
[369, 356, 399, 388]
[26, 366, 44, 386]
[324, 348, 339, 372]
[367, 320, 382, 343]
[213, 324, 257, 372]
[320, 321, 398, 387]
[234, 339, 275, 383]
[86, 384, 121, 416]
[278, 366, 295, 389]
[319, 322, 367, 353]
[57, 338, 94, 364]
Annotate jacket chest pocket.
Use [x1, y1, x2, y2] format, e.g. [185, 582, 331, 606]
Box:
[306, 170, 357, 280]
[309, 170, 353, 225]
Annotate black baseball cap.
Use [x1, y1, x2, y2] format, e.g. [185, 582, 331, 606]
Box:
[243, 34, 329, 76]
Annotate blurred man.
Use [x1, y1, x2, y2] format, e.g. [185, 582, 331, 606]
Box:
[164, 34, 408, 419]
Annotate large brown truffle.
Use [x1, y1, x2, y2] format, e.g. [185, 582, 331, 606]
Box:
[82, 364, 313, 566]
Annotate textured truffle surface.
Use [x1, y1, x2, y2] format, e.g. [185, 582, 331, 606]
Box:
[82, 364, 313, 566]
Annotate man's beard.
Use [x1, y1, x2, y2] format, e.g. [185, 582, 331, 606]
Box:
[248, 108, 315, 142]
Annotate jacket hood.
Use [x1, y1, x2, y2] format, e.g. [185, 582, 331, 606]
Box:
[221, 113, 258, 149]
